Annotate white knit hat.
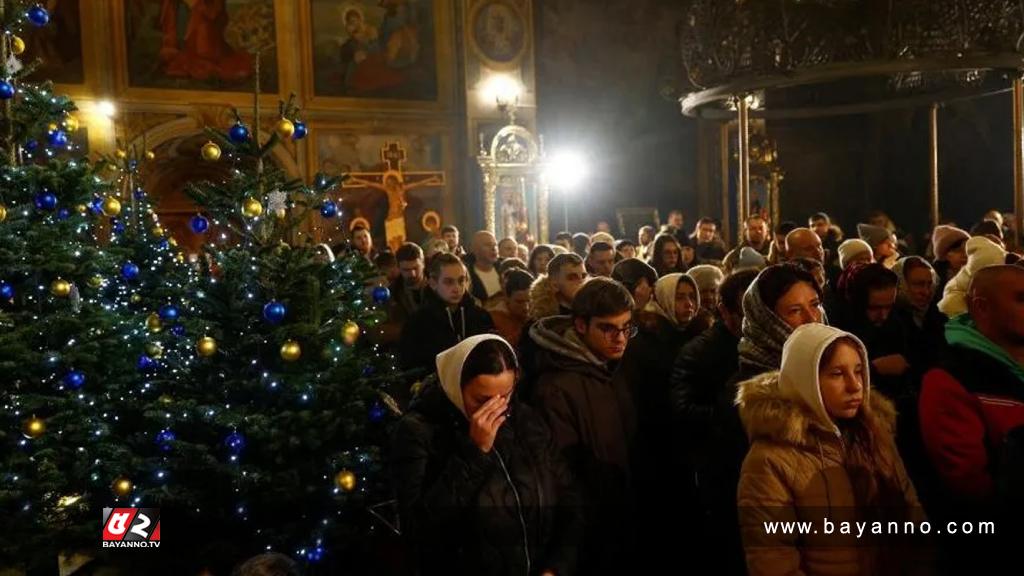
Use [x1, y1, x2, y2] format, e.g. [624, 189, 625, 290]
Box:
[837, 239, 873, 269]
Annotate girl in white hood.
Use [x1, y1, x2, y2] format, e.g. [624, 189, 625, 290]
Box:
[735, 324, 924, 576]
[391, 335, 582, 576]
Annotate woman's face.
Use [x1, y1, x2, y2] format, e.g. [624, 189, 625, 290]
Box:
[675, 281, 697, 325]
[905, 266, 935, 311]
[633, 277, 652, 310]
[681, 245, 696, 266]
[661, 242, 680, 269]
[533, 251, 552, 275]
[819, 341, 865, 420]
[463, 369, 515, 417]
[618, 245, 636, 260]
[773, 281, 823, 330]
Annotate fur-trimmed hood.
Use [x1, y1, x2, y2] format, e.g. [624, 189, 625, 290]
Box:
[736, 370, 897, 448]
[528, 275, 563, 321]
[736, 324, 897, 446]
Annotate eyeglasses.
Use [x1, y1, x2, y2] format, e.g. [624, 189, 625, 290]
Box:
[594, 321, 639, 340]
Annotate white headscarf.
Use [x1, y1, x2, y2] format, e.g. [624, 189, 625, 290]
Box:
[435, 334, 516, 418]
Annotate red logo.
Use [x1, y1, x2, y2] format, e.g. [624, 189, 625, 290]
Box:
[102, 508, 161, 548]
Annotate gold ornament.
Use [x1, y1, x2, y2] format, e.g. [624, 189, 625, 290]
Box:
[111, 476, 133, 497]
[88, 275, 104, 289]
[197, 336, 217, 357]
[274, 207, 287, 220]
[175, 253, 185, 264]
[101, 196, 121, 217]
[0, 203, 7, 222]
[23, 416, 45, 439]
[280, 340, 302, 362]
[241, 197, 263, 218]
[159, 394, 173, 404]
[11, 36, 25, 56]
[63, 116, 79, 133]
[145, 342, 164, 359]
[342, 321, 360, 346]
[146, 313, 162, 333]
[201, 141, 221, 161]
[115, 149, 127, 160]
[75, 204, 87, 214]
[275, 118, 295, 139]
[130, 293, 142, 304]
[168, 237, 178, 248]
[50, 279, 71, 297]
[152, 226, 164, 238]
[335, 470, 357, 492]
[47, 122, 58, 132]
[145, 150, 156, 161]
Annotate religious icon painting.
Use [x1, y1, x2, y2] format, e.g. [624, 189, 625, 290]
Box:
[307, 0, 439, 101]
[469, 0, 528, 70]
[121, 0, 279, 93]
[315, 130, 446, 250]
[24, 0, 85, 85]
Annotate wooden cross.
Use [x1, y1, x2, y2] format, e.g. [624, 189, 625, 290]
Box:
[342, 142, 446, 252]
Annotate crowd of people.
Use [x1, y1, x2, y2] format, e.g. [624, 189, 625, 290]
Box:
[344, 209, 1024, 575]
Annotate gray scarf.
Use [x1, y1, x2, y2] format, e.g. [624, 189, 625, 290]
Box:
[738, 277, 801, 372]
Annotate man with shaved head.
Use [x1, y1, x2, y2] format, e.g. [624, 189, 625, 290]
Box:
[920, 265, 1024, 549]
[464, 230, 503, 306]
[784, 227, 825, 264]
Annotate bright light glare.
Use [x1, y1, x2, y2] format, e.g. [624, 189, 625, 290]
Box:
[483, 74, 522, 106]
[97, 100, 117, 118]
[545, 151, 588, 191]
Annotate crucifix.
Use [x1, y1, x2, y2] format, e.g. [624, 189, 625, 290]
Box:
[342, 142, 446, 253]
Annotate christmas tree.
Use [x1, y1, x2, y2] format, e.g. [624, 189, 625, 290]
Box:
[0, 1, 184, 568]
[116, 89, 403, 570]
[2, 8, 401, 572]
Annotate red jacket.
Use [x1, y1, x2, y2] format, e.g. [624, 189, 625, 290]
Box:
[920, 345, 1024, 502]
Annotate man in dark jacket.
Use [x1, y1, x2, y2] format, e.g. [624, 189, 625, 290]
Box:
[379, 243, 427, 345]
[920, 265, 1024, 571]
[530, 278, 637, 576]
[463, 231, 504, 306]
[399, 253, 494, 375]
[690, 217, 727, 264]
[670, 269, 758, 498]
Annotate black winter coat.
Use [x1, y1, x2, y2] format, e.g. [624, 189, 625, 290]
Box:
[398, 290, 495, 375]
[391, 382, 583, 576]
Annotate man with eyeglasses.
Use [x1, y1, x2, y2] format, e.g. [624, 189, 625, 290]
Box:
[399, 253, 494, 374]
[529, 277, 637, 576]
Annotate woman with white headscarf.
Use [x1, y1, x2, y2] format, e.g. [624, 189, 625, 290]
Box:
[391, 335, 582, 576]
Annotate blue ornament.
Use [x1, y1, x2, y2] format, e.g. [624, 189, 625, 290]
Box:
[90, 197, 104, 215]
[34, 191, 57, 211]
[306, 547, 324, 562]
[170, 324, 186, 338]
[24, 139, 38, 151]
[368, 402, 386, 423]
[372, 286, 391, 304]
[320, 200, 338, 218]
[262, 301, 287, 324]
[56, 208, 70, 220]
[63, 370, 86, 390]
[121, 261, 140, 281]
[292, 121, 308, 140]
[137, 355, 156, 371]
[155, 429, 176, 451]
[47, 129, 68, 148]
[113, 220, 126, 235]
[189, 214, 209, 234]
[0, 281, 13, 300]
[158, 239, 169, 250]
[128, 160, 138, 171]
[224, 431, 246, 455]
[133, 188, 146, 200]
[27, 5, 50, 26]
[361, 365, 375, 377]
[228, 123, 250, 143]
[0, 80, 14, 100]
[158, 304, 180, 321]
